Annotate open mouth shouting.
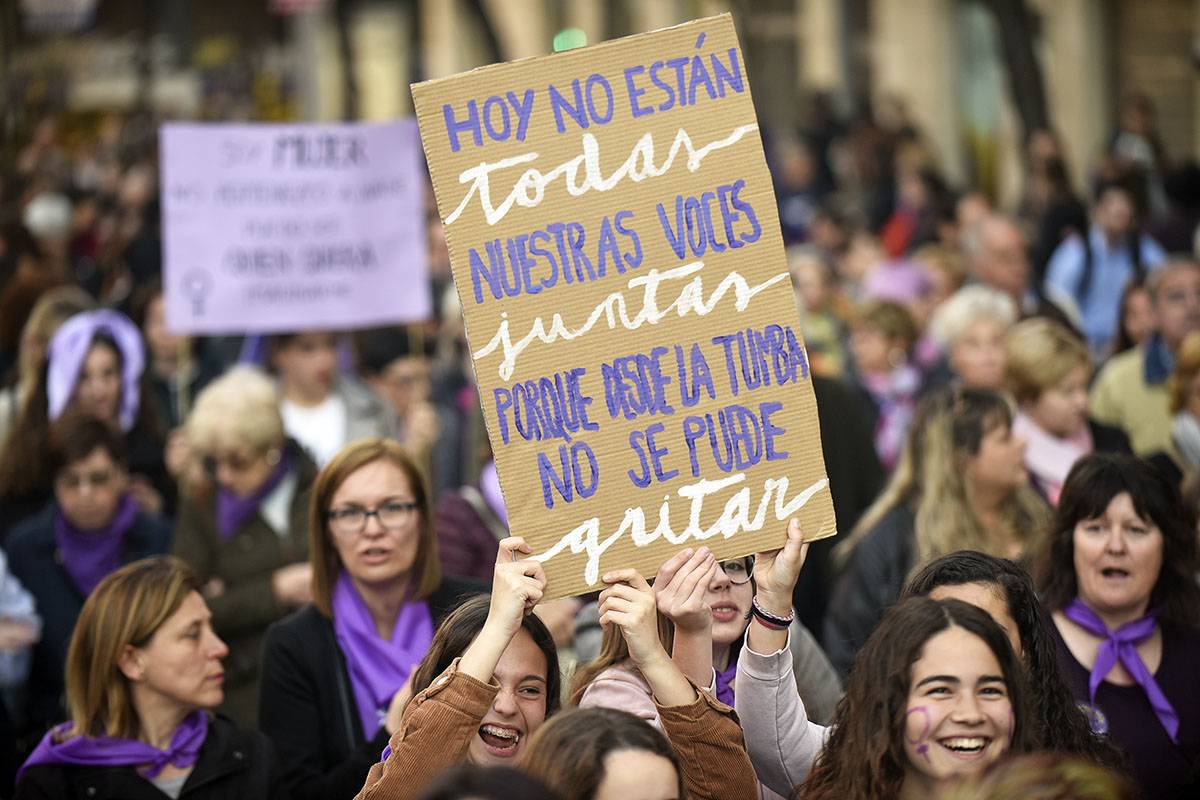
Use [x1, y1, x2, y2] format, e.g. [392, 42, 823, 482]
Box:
[478, 724, 521, 758]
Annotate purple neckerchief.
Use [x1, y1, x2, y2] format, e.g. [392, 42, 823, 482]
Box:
[214, 450, 292, 541]
[332, 572, 434, 738]
[479, 461, 507, 528]
[18, 710, 208, 782]
[715, 660, 737, 706]
[1064, 598, 1179, 742]
[47, 310, 145, 432]
[54, 494, 139, 597]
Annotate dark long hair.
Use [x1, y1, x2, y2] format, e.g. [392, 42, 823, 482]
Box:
[408, 595, 561, 718]
[1035, 453, 1200, 627]
[903, 552, 1124, 766]
[799, 598, 1035, 800]
[522, 707, 682, 800]
[0, 332, 160, 504]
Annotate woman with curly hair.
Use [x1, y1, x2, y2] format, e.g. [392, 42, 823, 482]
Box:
[799, 597, 1035, 800]
[902, 551, 1124, 765]
[1034, 453, 1200, 798]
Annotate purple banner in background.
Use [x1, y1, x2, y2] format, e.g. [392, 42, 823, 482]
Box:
[161, 119, 430, 334]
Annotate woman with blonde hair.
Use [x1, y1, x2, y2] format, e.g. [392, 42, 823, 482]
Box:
[172, 365, 318, 727]
[1005, 318, 1130, 504]
[823, 387, 1050, 675]
[14, 555, 283, 799]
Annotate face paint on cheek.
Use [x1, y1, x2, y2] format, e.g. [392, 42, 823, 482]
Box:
[905, 705, 933, 763]
[904, 706, 931, 743]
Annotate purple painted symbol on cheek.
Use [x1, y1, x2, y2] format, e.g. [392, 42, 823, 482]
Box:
[916, 743, 931, 763]
[904, 706, 932, 744]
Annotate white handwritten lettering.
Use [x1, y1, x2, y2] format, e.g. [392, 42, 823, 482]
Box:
[473, 261, 789, 380]
[445, 123, 760, 227]
[530, 472, 831, 587]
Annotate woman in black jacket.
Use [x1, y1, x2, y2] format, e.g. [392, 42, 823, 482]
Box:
[6, 414, 171, 736]
[259, 438, 482, 800]
[15, 556, 283, 799]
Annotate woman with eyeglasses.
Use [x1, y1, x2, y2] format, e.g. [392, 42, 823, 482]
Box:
[171, 365, 318, 728]
[259, 437, 482, 800]
[7, 414, 170, 735]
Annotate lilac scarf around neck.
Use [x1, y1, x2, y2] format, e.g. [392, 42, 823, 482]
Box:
[1064, 597, 1179, 742]
[18, 710, 208, 782]
[215, 450, 292, 541]
[55, 493, 139, 596]
[332, 571, 434, 738]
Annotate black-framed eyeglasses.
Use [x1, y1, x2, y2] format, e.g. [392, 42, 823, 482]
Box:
[327, 501, 419, 535]
[719, 557, 754, 585]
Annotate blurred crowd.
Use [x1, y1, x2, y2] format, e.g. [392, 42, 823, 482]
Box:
[0, 85, 1197, 800]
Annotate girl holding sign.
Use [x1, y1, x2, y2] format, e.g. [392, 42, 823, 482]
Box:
[354, 538, 757, 800]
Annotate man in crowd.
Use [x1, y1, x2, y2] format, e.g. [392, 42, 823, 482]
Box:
[965, 213, 1079, 330]
[1045, 180, 1166, 356]
[1089, 259, 1200, 455]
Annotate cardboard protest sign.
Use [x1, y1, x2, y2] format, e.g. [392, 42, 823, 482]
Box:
[161, 120, 429, 334]
[413, 14, 835, 599]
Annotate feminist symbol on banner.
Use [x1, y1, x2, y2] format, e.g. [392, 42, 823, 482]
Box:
[181, 269, 214, 318]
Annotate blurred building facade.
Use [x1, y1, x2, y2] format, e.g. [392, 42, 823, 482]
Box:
[3, 0, 1200, 207]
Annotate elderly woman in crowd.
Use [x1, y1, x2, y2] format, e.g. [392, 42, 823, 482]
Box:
[259, 438, 481, 800]
[1005, 318, 1130, 504]
[824, 387, 1049, 675]
[926, 285, 1017, 392]
[7, 414, 170, 735]
[268, 331, 393, 467]
[0, 309, 169, 540]
[14, 556, 283, 799]
[172, 365, 317, 728]
[1035, 453, 1200, 798]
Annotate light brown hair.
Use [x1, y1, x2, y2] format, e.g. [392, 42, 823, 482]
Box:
[309, 438, 440, 616]
[568, 612, 674, 706]
[64, 556, 202, 739]
[1004, 318, 1091, 404]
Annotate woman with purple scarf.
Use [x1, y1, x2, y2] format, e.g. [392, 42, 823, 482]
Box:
[14, 556, 284, 799]
[171, 366, 318, 729]
[259, 437, 481, 800]
[0, 309, 171, 542]
[6, 414, 170, 738]
[1035, 453, 1200, 798]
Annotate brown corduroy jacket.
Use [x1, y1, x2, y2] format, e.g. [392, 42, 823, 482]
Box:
[354, 658, 759, 800]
